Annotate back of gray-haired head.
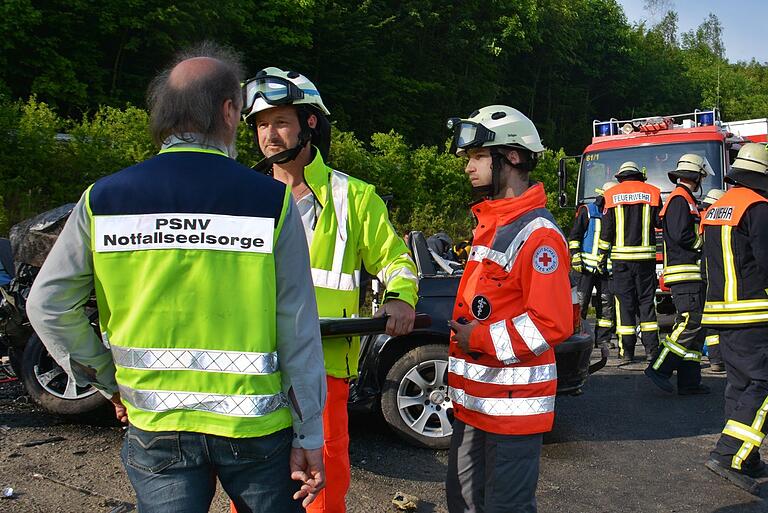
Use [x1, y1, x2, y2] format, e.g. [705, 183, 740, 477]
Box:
[147, 41, 244, 147]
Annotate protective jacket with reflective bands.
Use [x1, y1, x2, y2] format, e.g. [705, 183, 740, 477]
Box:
[598, 180, 661, 262]
[660, 184, 702, 285]
[449, 183, 573, 435]
[88, 148, 294, 438]
[701, 187, 768, 327]
[303, 151, 418, 378]
[569, 202, 611, 274]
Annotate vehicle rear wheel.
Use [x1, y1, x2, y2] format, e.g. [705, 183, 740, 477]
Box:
[381, 344, 453, 449]
[21, 334, 109, 416]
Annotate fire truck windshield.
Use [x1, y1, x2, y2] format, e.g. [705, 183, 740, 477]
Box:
[578, 141, 723, 202]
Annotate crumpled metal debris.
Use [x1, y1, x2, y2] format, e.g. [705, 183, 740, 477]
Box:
[2, 487, 14, 499]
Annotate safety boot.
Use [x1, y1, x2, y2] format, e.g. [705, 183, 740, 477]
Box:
[705, 458, 761, 496]
[644, 367, 674, 393]
[678, 384, 711, 395]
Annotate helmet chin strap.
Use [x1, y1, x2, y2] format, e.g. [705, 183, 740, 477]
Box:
[471, 149, 526, 201]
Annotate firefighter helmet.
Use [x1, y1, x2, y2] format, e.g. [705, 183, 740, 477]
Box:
[595, 181, 618, 195]
[701, 188, 725, 207]
[242, 67, 330, 121]
[448, 105, 545, 157]
[725, 143, 768, 192]
[668, 153, 714, 185]
[615, 161, 646, 182]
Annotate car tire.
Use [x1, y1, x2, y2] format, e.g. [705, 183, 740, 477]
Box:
[381, 344, 453, 449]
[21, 334, 109, 416]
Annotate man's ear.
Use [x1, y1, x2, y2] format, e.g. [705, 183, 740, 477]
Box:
[307, 113, 318, 129]
[502, 148, 522, 166]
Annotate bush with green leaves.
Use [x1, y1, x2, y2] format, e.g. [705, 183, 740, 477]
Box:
[0, 97, 574, 244]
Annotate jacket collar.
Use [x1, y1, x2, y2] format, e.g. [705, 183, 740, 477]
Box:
[303, 148, 331, 207]
[160, 133, 231, 157]
[472, 182, 548, 225]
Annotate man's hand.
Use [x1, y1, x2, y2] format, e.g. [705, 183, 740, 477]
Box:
[290, 447, 325, 507]
[448, 319, 479, 352]
[110, 393, 128, 424]
[374, 299, 416, 336]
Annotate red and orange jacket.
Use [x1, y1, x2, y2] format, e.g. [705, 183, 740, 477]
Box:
[448, 183, 573, 435]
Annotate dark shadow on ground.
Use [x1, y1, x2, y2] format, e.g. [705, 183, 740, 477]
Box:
[348, 410, 447, 483]
[547, 356, 726, 444]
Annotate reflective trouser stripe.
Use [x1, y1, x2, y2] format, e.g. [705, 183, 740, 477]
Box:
[640, 322, 658, 332]
[653, 313, 689, 370]
[119, 385, 289, 417]
[597, 318, 613, 328]
[705, 334, 720, 346]
[569, 240, 580, 249]
[448, 357, 557, 386]
[449, 387, 555, 416]
[615, 295, 634, 358]
[702, 311, 768, 325]
[664, 273, 702, 283]
[111, 346, 279, 374]
[729, 395, 768, 470]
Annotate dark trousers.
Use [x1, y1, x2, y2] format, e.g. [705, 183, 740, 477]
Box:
[651, 283, 705, 388]
[613, 260, 659, 360]
[576, 272, 615, 348]
[707, 331, 723, 364]
[711, 327, 768, 472]
[446, 419, 542, 513]
[122, 425, 302, 513]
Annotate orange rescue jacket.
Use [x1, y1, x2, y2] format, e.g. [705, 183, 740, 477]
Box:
[448, 183, 573, 435]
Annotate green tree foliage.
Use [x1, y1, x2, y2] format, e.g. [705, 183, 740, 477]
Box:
[0, 1, 766, 239]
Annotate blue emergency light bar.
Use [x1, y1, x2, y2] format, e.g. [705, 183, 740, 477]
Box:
[593, 109, 720, 137]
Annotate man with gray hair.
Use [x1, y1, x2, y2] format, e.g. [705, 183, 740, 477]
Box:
[26, 42, 326, 512]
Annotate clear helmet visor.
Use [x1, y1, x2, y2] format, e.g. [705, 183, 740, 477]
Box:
[456, 123, 479, 148]
[242, 77, 303, 114]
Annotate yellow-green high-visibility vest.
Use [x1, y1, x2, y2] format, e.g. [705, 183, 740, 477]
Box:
[303, 151, 418, 377]
[88, 147, 293, 437]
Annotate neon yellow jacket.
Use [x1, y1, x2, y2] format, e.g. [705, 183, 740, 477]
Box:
[304, 151, 418, 377]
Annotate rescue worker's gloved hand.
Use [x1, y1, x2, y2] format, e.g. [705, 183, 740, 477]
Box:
[596, 255, 607, 276]
[570, 253, 583, 273]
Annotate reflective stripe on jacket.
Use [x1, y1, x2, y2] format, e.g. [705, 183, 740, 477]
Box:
[449, 183, 573, 435]
[303, 151, 418, 378]
[660, 185, 702, 284]
[599, 180, 662, 261]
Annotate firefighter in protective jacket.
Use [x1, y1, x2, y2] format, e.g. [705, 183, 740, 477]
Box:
[645, 154, 713, 395]
[569, 181, 617, 355]
[702, 143, 768, 495]
[598, 162, 662, 362]
[446, 105, 573, 513]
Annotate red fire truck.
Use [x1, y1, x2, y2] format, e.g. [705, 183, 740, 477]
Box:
[558, 109, 767, 328]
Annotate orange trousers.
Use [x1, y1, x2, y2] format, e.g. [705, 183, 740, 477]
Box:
[231, 376, 350, 513]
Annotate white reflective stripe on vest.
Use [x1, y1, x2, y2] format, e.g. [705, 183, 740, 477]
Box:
[119, 385, 288, 417]
[449, 387, 555, 416]
[448, 357, 556, 386]
[311, 268, 360, 291]
[469, 218, 566, 272]
[331, 170, 349, 277]
[502, 217, 567, 272]
[111, 346, 279, 375]
[512, 313, 550, 356]
[377, 256, 418, 285]
[490, 320, 519, 364]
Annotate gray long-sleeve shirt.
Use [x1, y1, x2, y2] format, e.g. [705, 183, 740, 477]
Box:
[26, 152, 326, 449]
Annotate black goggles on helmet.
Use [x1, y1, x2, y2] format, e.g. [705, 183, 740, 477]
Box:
[447, 118, 495, 151]
[241, 75, 307, 114]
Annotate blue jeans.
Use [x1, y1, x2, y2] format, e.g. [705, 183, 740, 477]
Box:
[121, 425, 302, 513]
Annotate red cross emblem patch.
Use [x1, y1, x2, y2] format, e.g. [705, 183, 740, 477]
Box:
[532, 246, 558, 274]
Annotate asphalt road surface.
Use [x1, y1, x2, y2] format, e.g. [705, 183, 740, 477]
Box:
[2, 353, 768, 513]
